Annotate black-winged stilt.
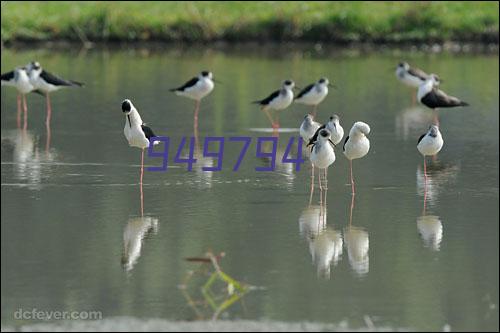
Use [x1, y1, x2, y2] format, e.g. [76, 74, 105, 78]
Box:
[343, 122, 371, 194]
[1, 66, 34, 129]
[417, 125, 444, 181]
[27, 61, 84, 127]
[294, 78, 333, 117]
[417, 74, 468, 125]
[252, 80, 295, 129]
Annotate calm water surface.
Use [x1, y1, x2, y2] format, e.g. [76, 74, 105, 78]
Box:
[1, 46, 499, 331]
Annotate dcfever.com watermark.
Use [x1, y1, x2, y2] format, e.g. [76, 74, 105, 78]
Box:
[13, 308, 102, 321]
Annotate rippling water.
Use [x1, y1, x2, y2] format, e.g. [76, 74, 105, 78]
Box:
[1, 46, 498, 331]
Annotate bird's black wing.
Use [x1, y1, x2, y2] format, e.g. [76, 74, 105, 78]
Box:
[422, 87, 468, 108]
[342, 135, 349, 152]
[1, 71, 14, 82]
[252, 89, 280, 105]
[407, 67, 429, 81]
[307, 124, 326, 146]
[417, 134, 426, 145]
[141, 124, 157, 142]
[295, 83, 314, 100]
[40, 70, 82, 87]
[170, 77, 198, 92]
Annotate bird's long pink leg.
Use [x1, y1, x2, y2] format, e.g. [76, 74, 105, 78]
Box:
[45, 119, 51, 153]
[194, 100, 200, 146]
[16, 94, 22, 128]
[312, 104, 317, 118]
[309, 163, 315, 205]
[433, 109, 440, 126]
[318, 166, 323, 205]
[140, 149, 145, 217]
[349, 192, 355, 226]
[350, 159, 355, 195]
[22, 94, 28, 130]
[323, 168, 328, 205]
[275, 112, 280, 129]
[46, 93, 52, 127]
[423, 156, 428, 182]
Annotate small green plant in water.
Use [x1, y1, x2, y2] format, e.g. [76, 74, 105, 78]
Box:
[179, 251, 254, 320]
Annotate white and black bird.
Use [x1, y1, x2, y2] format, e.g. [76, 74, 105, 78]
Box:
[417, 74, 468, 125]
[1, 66, 34, 129]
[343, 122, 371, 195]
[170, 70, 215, 125]
[294, 77, 333, 116]
[310, 128, 336, 202]
[417, 125, 444, 179]
[308, 114, 344, 147]
[252, 79, 295, 128]
[122, 99, 159, 203]
[395, 62, 432, 88]
[299, 114, 320, 143]
[27, 61, 84, 127]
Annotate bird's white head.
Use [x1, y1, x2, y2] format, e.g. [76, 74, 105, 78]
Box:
[329, 114, 340, 124]
[200, 71, 213, 80]
[283, 79, 295, 89]
[318, 77, 329, 86]
[26, 61, 41, 75]
[428, 125, 440, 137]
[304, 114, 314, 123]
[121, 99, 134, 115]
[318, 128, 331, 141]
[350, 121, 371, 136]
[398, 62, 410, 71]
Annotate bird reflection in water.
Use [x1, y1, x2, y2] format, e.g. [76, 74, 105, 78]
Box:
[343, 195, 369, 277]
[122, 216, 159, 272]
[1, 129, 58, 190]
[299, 204, 342, 280]
[415, 162, 458, 251]
[395, 105, 435, 141]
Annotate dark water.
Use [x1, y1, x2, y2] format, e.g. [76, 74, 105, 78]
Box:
[1, 46, 499, 331]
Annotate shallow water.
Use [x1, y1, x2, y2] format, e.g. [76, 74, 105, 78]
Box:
[1, 46, 499, 331]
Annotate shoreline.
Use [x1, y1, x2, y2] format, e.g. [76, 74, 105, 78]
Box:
[2, 40, 499, 55]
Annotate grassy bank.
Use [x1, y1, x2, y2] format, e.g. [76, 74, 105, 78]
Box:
[1, 1, 498, 45]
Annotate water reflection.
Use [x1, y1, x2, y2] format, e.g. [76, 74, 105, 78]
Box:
[299, 205, 343, 279]
[122, 216, 159, 272]
[1, 129, 57, 189]
[416, 162, 453, 251]
[395, 105, 434, 141]
[416, 161, 459, 208]
[344, 196, 369, 277]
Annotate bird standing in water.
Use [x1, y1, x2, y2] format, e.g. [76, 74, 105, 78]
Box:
[343, 122, 371, 195]
[417, 125, 444, 181]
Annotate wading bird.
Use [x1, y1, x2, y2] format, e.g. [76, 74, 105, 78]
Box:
[343, 122, 371, 195]
[27, 61, 84, 127]
[310, 128, 336, 205]
[417, 74, 468, 125]
[170, 70, 216, 131]
[252, 80, 295, 129]
[1, 66, 34, 129]
[122, 99, 159, 215]
[417, 125, 444, 181]
[294, 78, 333, 117]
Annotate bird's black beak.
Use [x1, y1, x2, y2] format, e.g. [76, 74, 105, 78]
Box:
[213, 78, 222, 84]
[127, 115, 131, 128]
[328, 139, 336, 147]
[328, 83, 337, 90]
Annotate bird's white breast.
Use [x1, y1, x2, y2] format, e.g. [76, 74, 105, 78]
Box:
[327, 123, 344, 145]
[296, 85, 328, 105]
[343, 135, 370, 160]
[417, 133, 443, 156]
[178, 78, 214, 100]
[310, 141, 335, 169]
[269, 89, 293, 110]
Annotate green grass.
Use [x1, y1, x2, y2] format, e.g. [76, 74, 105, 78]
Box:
[1, 1, 498, 44]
